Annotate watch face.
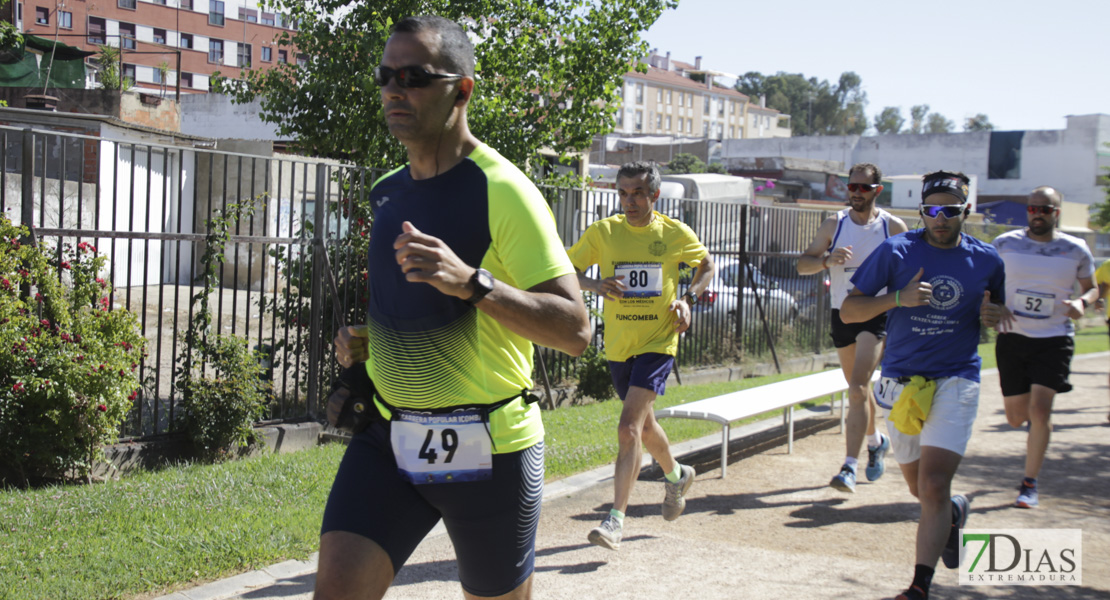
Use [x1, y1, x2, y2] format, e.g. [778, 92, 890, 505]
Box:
[477, 269, 494, 290]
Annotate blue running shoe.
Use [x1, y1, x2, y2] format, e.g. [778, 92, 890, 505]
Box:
[1015, 482, 1038, 508]
[942, 494, 970, 569]
[865, 434, 891, 482]
[829, 465, 856, 493]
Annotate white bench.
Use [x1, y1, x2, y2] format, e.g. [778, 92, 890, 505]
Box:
[655, 369, 877, 478]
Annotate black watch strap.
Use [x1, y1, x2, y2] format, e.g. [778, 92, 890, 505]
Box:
[465, 268, 495, 305]
[683, 291, 697, 306]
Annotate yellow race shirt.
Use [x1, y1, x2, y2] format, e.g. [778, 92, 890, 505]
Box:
[568, 212, 707, 362]
[1096, 259, 1110, 318]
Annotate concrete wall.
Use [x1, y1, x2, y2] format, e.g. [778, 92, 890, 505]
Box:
[179, 94, 283, 141]
[720, 114, 1110, 207]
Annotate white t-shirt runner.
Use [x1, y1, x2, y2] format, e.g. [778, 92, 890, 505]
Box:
[828, 208, 896, 310]
[992, 229, 1094, 338]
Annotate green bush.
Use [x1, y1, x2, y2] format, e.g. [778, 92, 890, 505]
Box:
[173, 203, 272, 461]
[0, 215, 145, 486]
[573, 343, 615, 403]
[176, 336, 271, 461]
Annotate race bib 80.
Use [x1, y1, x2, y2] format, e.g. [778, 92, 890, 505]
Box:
[614, 262, 663, 298]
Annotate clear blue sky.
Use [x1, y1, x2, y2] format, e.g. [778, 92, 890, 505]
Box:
[645, 0, 1108, 132]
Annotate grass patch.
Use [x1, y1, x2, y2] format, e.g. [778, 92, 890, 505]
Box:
[0, 444, 345, 600]
[2, 324, 1105, 599]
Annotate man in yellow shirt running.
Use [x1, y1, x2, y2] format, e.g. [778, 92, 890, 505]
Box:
[568, 161, 716, 550]
[1095, 258, 1110, 421]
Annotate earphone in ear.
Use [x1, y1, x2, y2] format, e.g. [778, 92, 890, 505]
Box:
[457, 91, 465, 103]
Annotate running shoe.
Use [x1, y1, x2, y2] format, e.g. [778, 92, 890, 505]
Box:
[587, 515, 622, 550]
[865, 434, 891, 482]
[662, 464, 696, 521]
[829, 464, 857, 493]
[942, 494, 970, 569]
[1015, 482, 1039, 509]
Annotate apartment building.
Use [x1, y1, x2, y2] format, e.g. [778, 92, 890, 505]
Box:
[612, 52, 790, 141]
[5, 0, 298, 94]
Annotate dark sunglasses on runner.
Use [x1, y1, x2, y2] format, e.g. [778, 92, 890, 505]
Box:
[846, 183, 879, 193]
[1027, 205, 1057, 215]
[920, 204, 967, 219]
[372, 65, 464, 88]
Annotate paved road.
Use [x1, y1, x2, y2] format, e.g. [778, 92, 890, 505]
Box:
[158, 354, 1110, 600]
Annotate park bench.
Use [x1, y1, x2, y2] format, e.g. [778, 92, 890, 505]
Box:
[655, 369, 878, 478]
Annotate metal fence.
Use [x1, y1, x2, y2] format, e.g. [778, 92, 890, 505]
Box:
[7, 124, 1014, 439]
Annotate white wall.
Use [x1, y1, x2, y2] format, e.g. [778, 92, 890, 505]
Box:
[179, 94, 282, 140]
[721, 115, 1110, 206]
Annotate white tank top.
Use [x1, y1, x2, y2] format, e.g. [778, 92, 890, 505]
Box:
[829, 208, 894, 309]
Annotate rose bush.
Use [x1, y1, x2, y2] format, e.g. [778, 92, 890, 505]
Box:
[0, 213, 145, 486]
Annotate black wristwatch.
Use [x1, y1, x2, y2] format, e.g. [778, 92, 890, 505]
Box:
[1081, 297, 1090, 310]
[682, 291, 698, 306]
[465, 268, 495, 305]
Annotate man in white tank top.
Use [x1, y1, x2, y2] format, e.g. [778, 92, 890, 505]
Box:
[991, 186, 1097, 509]
[798, 163, 908, 493]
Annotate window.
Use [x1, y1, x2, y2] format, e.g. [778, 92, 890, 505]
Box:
[278, 49, 287, 63]
[153, 28, 166, 44]
[35, 6, 47, 25]
[152, 68, 164, 84]
[88, 17, 106, 44]
[666, 90, 672, 105]
[180, 0, 193, 9]
[616, 110, 623, 128]
[262, 13, 275, 26]
[152, 0, 166, 4]
[717, 99, 724, 117]
[122, 64, 135, 81]
[181, 72, 193, 88]
[988, 131, 1024, 179]
[59, 11, 71, 28]
[119, 23, 136, 49]
[667, 116, 672, 130]
[180, 33, 192, 49]
[296, 54, 307, 66]
[635, 83, 643, 104]
[703, 96, 710, 115]
[208, 39, 223, 63]
[687, 119, 692, 133]
[656, 114, 662, 129]
[118, 0, 136, 9]
[237, 43, 251, 68]
[656, 89, 662, 103]
[635, 110, 643, 132]
[261, 47, 272, 62]
[703, 122, 709, 136]
[240, 8, 257, 22]
[209, 0, 225, 26]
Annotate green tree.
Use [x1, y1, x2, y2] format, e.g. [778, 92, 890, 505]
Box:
[964, 113, 994, 132]
[735, 70, 867, 136]
[926, 112, 955, 134]
[219, 0, 676, 170]
[909, 104, 929, 134]
[666, 152, 708, 174]
[874, 106, 904, 135]
[1089, 144, 1110, 231]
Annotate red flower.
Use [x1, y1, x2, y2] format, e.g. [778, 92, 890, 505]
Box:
[40, 319, 50, 327]
[96, 404, 107, 412]
[60, 333, 71, 342]
[128, 390, 139, 401]
[35, 292, 43, 303]
[1, 278, 10, 290]
[12, 382, 23, 393]
[119, 369, 126, 378]
[60, 261, 71, 270]
[74, 355, 85, 362]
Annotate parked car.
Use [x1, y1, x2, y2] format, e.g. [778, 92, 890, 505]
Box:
[684, 256, 799, 334]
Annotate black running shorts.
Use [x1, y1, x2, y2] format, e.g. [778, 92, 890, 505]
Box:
[321, 420, 544, 597]
[830, 309, 887, 349]
[995, 332, 1075, 396]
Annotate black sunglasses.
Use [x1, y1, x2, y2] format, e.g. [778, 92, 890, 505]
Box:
[372, 65, 463, 88]
[920, 204, 967, 219]
[1027, 205, 1057, 215]
[847, 183, 879, 193]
